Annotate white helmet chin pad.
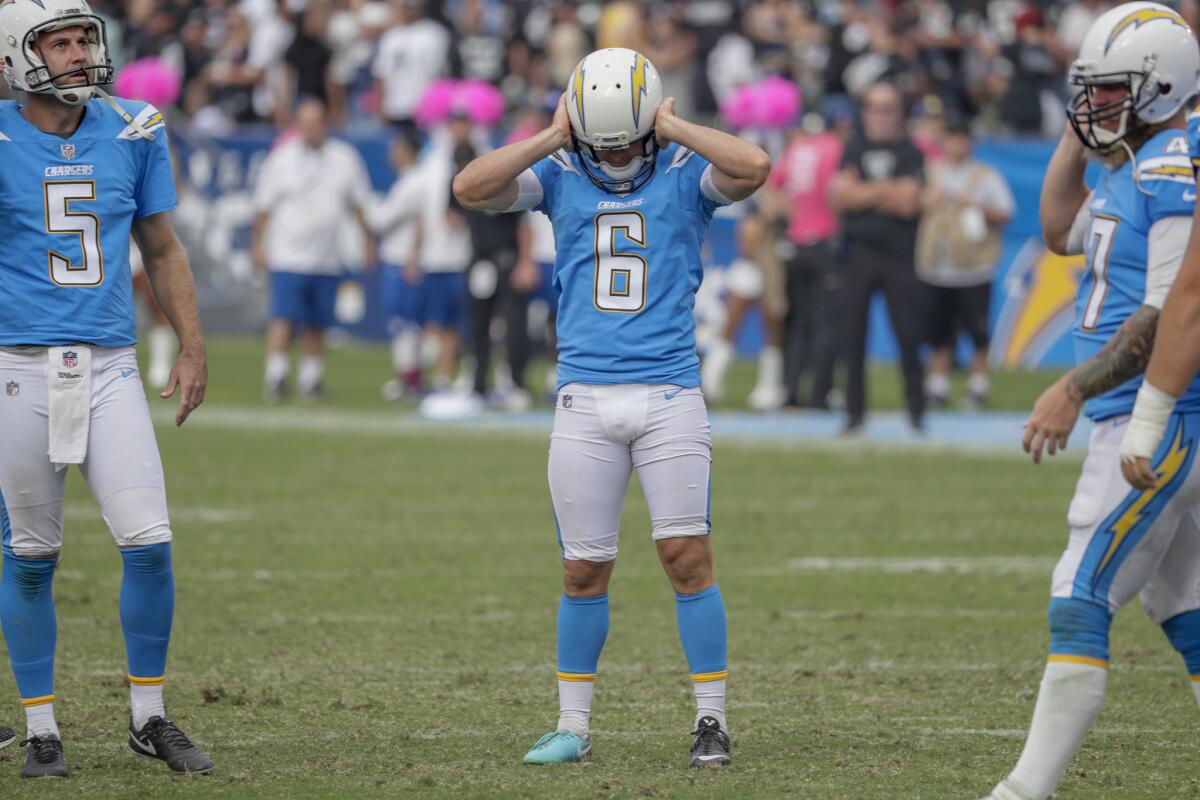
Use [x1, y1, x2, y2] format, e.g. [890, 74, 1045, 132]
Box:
[597, 155, 646, 179]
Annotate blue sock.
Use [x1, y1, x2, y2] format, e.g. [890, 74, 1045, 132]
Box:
[675, 584, 727, 680]
[0, 552, 58, 703]
[1162, 609, 1200, 677]
[556, 593, 608, 678]
[1048, 597, 1112, 664]
[120, 543, 174, 682]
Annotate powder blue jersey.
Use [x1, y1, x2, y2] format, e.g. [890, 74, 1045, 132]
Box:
[0, 98, 175, 347]
[1188, 103, 1200, 169]
[1077, 128, 1200, 420]
[532, 144, 729, 387]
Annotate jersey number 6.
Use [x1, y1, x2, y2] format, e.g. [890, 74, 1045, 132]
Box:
[593, 211, 646, 313]
[44, 181, 104, 287]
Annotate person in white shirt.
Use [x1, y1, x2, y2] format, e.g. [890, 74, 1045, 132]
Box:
[251, 98, 377, 400]
[370, 131, 425, 400]
[368, 111, 476, 393]
[372, 0, 450, 134]
[916, 116, 1015, 410]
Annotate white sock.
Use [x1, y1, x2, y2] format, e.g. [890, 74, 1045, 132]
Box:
[131, 682, 166, 730]
[702, 339, 734, 399]
[1004, 660, 1108, 800]
[926, 371, 951, 398]
[1191, 677, 1200, 707]
[756, 346, 782, 383]
[694, 678, 727, 731]
[556, 679, 594, 737]
[391, 328, 420, 373]
[968, 372, 990, 396]
[25, 701, 59, 739]
[265, 353, 289, 386]
[148, 326, 175, 384]
[298, 356, 324, 393]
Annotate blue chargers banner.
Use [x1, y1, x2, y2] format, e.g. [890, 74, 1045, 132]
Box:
[173, 127, 1078, 366]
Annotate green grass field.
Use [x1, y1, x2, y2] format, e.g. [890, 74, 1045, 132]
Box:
[0, 338, 1195, 798]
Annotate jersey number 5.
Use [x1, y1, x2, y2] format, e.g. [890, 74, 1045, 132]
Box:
[44, 181, 104, 286]
[594, 211, 646, 313]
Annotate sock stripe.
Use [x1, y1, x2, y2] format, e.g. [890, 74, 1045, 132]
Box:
[556, 671, 596, 682]
[691, 670, 729, 683]
[1048, 654, 1108, 669]
[128, 675, 165, 686]
[1191, 674, 1200, 682]
[21, 695, 54, 708]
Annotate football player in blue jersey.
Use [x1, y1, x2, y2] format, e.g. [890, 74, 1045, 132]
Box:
[1122, 99, 1200, 480]
[454, 48, 769, 767]
[984, 4, 1200, 799]
[0, 0, 212, 779]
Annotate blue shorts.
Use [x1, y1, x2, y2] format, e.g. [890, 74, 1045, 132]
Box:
[422, 272, 466, 329]
[382, 263, 423, 327]
[537, 261, 561, 312]
[269, 271, 342, 329]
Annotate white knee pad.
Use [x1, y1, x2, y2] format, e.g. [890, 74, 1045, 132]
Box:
[651, 518, 710, 541]
[97, 484, 172, 548]
[561, 531, 619, 562]
[6, 500, 65, 558]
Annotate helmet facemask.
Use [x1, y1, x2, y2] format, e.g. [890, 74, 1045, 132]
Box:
[573, 132, 659, 194]
[14, 16, 113, 105]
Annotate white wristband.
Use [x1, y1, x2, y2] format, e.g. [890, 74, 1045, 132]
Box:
[1119, 381, 1177, 463]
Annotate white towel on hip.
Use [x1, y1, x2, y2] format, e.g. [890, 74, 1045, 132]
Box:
[47, 345, 92, 469]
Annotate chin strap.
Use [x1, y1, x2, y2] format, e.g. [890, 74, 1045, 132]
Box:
[92, 85, 156, 141]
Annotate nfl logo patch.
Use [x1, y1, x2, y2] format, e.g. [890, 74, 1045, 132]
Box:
[5, 381, 17, 397]
[562, 394, 573, 408]
[59, 142, 76, 160]
[62, 350, 77, 368]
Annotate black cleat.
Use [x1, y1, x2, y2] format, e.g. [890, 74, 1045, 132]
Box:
[21, 734, 68, 778]
[0, 725, 15, 751]
[689, 716, 732, 768]
[129, 716, 213, 774]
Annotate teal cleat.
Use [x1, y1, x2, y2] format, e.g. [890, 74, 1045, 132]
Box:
[522, 730, 591, 764]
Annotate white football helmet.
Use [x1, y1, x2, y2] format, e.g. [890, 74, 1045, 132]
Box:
[0, 0, 113, 105]
[565, 48, 663, 193]
[1068, 1, 1200, 150]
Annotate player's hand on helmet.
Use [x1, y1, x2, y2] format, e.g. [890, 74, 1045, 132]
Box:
[655, 97, 677, 147]
[1023, 374, 1082, 464]
[161, 346, 207, 427]
[552, 94, 573, 150]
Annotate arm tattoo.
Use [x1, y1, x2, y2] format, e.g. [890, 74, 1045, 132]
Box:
[1065, 304, 1160, 404]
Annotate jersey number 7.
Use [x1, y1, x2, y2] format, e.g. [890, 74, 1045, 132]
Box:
[44, 180, 104, 287]
[593, 211, 646, 313]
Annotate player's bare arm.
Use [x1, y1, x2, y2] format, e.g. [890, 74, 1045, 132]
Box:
[453, 95, 571, 211]
[132, 212, 207, 426]
[1025, 305, 1159, 462]
[1040, 128, 1089, 254]
[251, 210, 270, 271]
[652, 97, 770, 201]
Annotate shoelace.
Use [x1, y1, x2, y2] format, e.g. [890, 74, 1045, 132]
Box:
[145, 718, 195, 751]
[20, 736, 61, 764]
[691, 727, 729, 752]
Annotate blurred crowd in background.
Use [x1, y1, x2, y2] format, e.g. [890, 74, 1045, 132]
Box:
[0, 0, 1171, 138]
[1, 0, 1117, 420]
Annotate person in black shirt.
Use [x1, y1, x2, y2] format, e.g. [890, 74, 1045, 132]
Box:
[829, 82, 927, 433]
